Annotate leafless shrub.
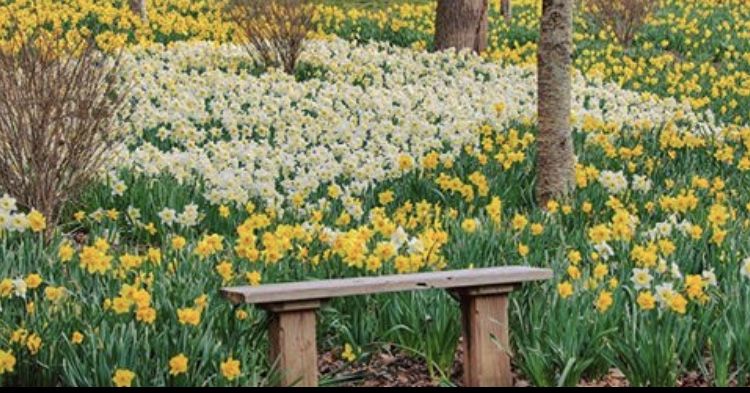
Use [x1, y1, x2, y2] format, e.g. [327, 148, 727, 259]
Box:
[585, 0, 658, 47]
[227, 0, 314, 74]
[0, 27, 130, 232]
[129, 0, 149, 23]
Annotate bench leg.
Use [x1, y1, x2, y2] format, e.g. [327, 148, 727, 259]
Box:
[458, 286, 514, 387]
[265, 301, 321, 387]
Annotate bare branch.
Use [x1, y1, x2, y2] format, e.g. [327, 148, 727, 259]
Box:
[585, 0, 657, 48]
[227, 0, 314, 74]
[0, 21, 130, 234]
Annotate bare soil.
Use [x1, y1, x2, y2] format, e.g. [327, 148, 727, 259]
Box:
[319, 343, 739, 387]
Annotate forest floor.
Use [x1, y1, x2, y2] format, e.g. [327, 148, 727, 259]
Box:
[319, 344, 722, 387]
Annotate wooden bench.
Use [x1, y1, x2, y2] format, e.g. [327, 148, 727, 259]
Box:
[220, 266, 552, 387]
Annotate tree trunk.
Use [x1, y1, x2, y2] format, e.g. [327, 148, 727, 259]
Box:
[434, 0, 489, 53]
[501, 0, 512, 23]
[535, 0, 574, 207]
[129, 0, 148, 23]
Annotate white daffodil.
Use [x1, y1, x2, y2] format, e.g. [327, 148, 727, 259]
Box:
[597, 170, 628, 195]
[701, 269, 717, 286]
[655, 283, 676, 306]
[631, 268, 653, 290]
[594, 242, 614, 261]
[631, 175, 653, 193]
[12, 278, 27, 299]
[390, 226, 408, 250]
[158, 208, 177, 226]
[0, 194, 16, 213]
[742, 257, 750, 280]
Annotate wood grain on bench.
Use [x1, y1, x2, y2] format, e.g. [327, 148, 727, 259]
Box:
[221, 266, 552, 305]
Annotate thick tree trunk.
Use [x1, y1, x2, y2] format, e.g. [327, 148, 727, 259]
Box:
[434, 0, 489, 53]
[535, 0, 574, 207]
[501, 0, 512, 23]
[129, 0, 148, 23]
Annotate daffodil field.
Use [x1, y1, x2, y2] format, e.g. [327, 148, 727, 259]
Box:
[1, 0, 750, 387]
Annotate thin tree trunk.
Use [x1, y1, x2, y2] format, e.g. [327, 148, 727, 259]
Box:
[434, 0, 489, 53]
[535, 0, 574, 207]
[129, 0, 148, 23]
[501, 0, 512, 23]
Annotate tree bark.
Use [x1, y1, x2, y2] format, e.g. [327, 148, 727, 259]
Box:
[501, 0, 512, 23]
[434, 0, 489, 53]
[535, 0, 575, 207]
[129, 0, 148, 23]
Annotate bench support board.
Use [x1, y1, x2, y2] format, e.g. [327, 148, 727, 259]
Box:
[457, 286, 514, 387]
[264, 300, 321, 387]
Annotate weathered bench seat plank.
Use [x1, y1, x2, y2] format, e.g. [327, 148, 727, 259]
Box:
[221, 266, 552, 305]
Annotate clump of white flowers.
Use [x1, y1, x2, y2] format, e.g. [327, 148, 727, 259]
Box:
[87, 39, 719, 214]
[0, 194, 31, 233]
[598, 170, 628, 194]
[158, 204, 203, 228]
[177, 203, 202, 227]
[631, 174, 652, 193]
